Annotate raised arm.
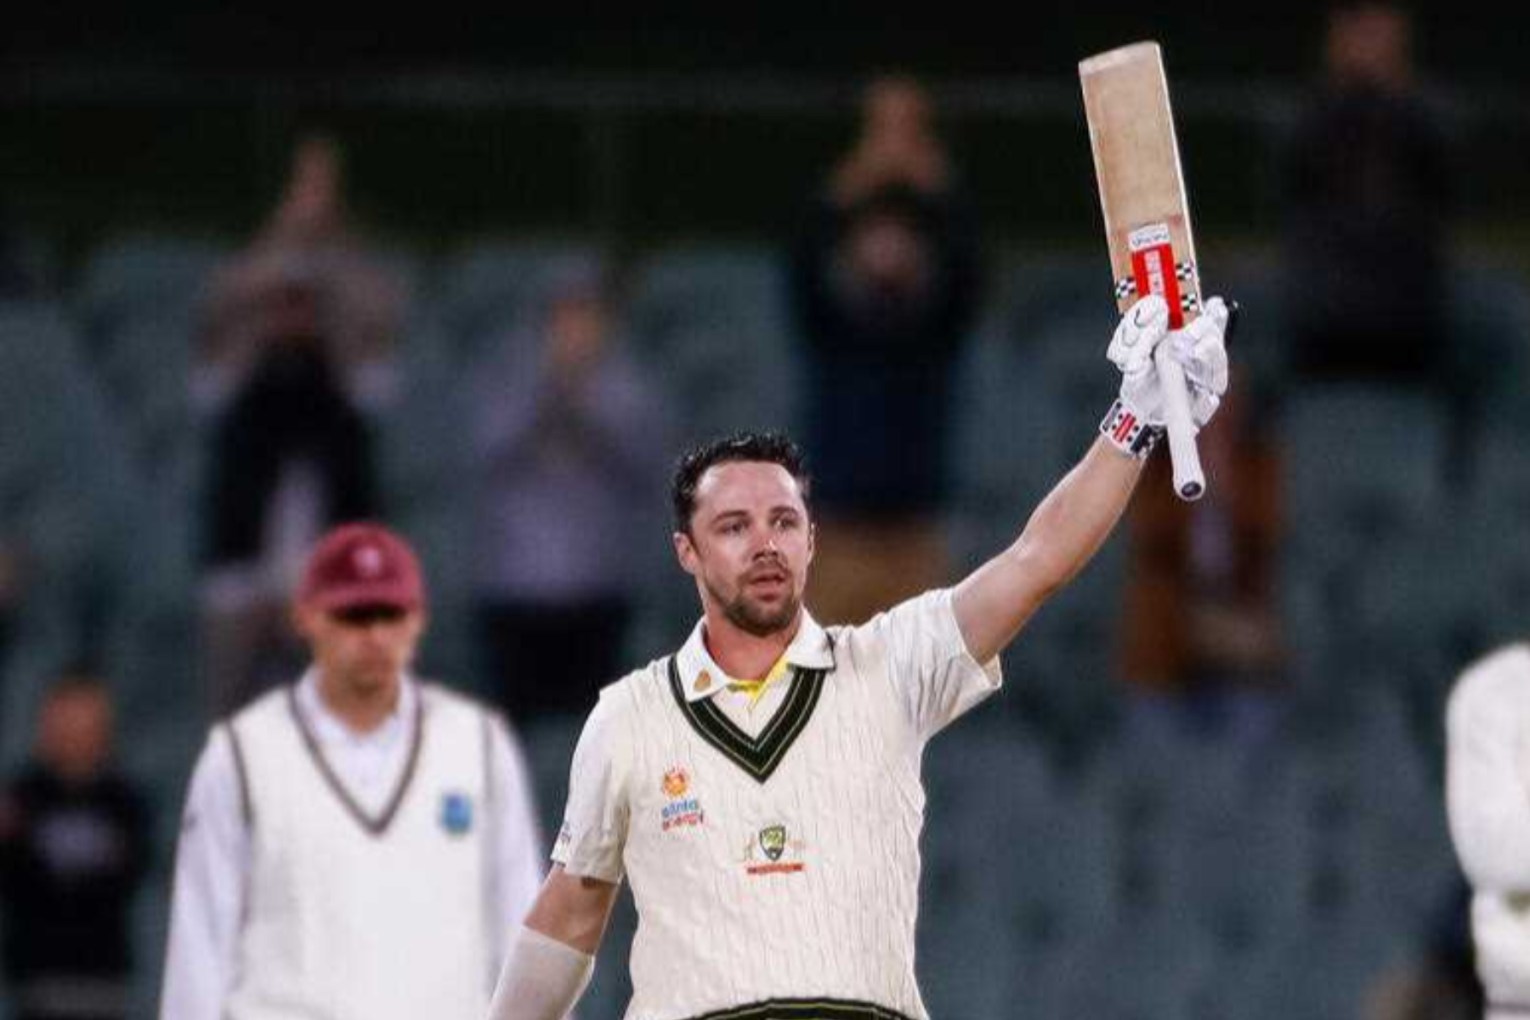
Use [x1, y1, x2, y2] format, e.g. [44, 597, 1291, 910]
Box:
[953, 295, 1230, 664]
[954, 437, 1143, 664]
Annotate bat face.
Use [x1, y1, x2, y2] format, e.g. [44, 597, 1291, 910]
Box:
[1081, 39, 1211, 501]
[1080, 41, 1202, 329]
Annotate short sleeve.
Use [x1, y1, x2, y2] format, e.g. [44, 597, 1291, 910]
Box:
[550, 687, 631, 883]
[160, 728, 250, 1020]
[866, 588, 1003, 741]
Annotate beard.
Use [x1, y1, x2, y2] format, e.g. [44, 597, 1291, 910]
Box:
[708, 575, 801, 638]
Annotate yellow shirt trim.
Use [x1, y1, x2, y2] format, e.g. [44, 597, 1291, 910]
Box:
[726, 654, 792, 708]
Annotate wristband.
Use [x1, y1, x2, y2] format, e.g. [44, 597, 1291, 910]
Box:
[1100, 398, 1164, 459]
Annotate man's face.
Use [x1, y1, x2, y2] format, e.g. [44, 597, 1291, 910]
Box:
[675, 461, 814, 638]
[296, 603, 425, 697]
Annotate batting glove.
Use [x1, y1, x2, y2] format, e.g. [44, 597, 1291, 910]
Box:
[1101, 295, 1230, 457]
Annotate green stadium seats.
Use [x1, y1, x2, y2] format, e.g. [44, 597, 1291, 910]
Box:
[626, 243, 800, 443]
[77, 233, 227, 343]
[436, 237, 603, 362]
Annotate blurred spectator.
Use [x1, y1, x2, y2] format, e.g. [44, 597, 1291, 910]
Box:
[195, 133, 401, 715]
[198, 133, 407, 403]
[471, 266, 669, 721]
[1280, 2, 1454, 390]
[1118, 386, 1285, 749]
[788, 75, 983, 625]
[0, 676, 150, 1020]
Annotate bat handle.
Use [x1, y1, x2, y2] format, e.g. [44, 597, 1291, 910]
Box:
[1153, 343, 1205, 501]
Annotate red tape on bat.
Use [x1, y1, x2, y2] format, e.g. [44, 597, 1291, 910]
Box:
[1130, 241, 1184, 330]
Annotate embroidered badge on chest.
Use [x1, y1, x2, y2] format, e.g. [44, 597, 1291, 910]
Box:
[741, 822, 808, 876]
[659, 766, 705, 831]
[440, 791, 474, 836]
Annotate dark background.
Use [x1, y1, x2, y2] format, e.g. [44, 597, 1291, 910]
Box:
[4, 6, 1528, 264]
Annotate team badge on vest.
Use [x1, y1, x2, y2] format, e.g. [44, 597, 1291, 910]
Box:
[660, 766, 704, 831]
[440, 791, 474, 836]
[742, 822, 807, 875]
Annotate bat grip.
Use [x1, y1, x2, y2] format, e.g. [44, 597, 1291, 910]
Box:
[1153, 343, 1205, 501]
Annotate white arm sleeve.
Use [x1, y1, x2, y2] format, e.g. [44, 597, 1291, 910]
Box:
[486, 715, 547, 983]
[1447, 652, 1530, 893]
[159, 728, 251, 1020]
[487, 926, 594, 1020]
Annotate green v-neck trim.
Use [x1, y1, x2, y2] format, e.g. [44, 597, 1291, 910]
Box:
[667, 657, 826, 784]
[684, 998, 914, 1019]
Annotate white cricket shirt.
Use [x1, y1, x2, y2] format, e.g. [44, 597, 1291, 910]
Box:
[159, 672, 544, 1020]
[1447, 643, 1530, 1018]
[554, 588, 1001, 1020]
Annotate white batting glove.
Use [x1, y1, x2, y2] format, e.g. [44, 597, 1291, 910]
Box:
[1168, 296, 1231, 428]
[1101, 295, 1231, 457]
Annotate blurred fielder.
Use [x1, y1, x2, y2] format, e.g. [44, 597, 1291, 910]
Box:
[160, 522, 543, 1020]
[488, 294, 1230, 1020]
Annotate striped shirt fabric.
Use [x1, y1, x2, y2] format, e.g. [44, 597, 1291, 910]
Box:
[553, 589, 1001, 1020]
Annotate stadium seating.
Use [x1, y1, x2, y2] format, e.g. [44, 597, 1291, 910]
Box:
[76, 233, 228, 355]
[625, 242, 801, 443]
[435, 236, 604, 363]
[0, 302, 145, 763]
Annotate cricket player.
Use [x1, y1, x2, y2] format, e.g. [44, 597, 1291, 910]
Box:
[1447, 643, 1530, 1018]
[490, 294, 1231, 1020]
[160, 521, 543, 1020]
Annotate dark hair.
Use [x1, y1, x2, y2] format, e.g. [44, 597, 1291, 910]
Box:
[671, 432, 811, 533]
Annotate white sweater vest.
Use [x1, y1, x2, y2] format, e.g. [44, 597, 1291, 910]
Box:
[224, 684, 494, 1020]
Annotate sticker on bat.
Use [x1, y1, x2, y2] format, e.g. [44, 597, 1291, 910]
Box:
[1128, 222, 1172, 251]
[1126, 221, 1185, 328]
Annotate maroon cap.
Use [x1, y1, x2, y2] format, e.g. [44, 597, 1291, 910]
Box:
[297, 522, 425, 612]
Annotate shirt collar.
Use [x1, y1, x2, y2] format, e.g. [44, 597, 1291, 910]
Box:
[675, 610, 835, 703]
[295, 668, 417, 744]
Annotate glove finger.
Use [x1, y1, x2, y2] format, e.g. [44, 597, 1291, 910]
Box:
[1175, 329, 1227, 391]
[1201, 296, 1229, 332]
[1190, 389, 1221, 430]
[1193, 336, 1229, 395]
[1168, 308, 1229, 393]
[1108, 295, 1169, 370]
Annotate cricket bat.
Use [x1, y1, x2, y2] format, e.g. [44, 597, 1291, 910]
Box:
[1080, 40, 1207, 501]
